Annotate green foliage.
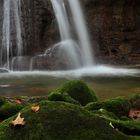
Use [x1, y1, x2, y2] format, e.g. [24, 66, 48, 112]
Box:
[0, 101, 135, 140]
[53, 80, 97, 106]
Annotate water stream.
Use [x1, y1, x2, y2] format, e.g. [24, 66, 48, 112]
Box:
[1, 0, 22, 69]
[49, 0, 94, 68]
[0, 0, 139, 98]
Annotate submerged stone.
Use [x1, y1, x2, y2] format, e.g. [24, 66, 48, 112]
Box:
[0, 68, 9, 73]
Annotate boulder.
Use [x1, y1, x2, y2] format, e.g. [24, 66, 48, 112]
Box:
[0, 101, 135, 140]
[85, 97, 131, 117]
[51, 80, 97, 106]
[0, 68, 9, 73]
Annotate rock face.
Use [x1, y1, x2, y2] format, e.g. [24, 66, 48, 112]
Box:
[0, 0, 140, 68]
[84, 0, 140, 65]
[20, 0, 56, 56]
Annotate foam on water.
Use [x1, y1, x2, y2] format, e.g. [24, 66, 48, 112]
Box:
[0, 66, 139, 78]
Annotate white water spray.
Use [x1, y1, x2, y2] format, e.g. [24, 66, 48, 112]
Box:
[51, 0, 94, 68]
[1, 0, 22, 69]
[68, 0, 94, 66]
[1, 0, 10, 68]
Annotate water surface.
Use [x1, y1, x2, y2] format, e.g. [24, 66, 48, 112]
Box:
[0, 66, 140, 100]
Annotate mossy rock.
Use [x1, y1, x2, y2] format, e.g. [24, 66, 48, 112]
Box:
[0, 101, 24, 119]
[129, 93, 140, 109]
[48, 92, 80, 105]
[0, 97, 6, 106]
[85, 97, 131, 117]
[92, 108, 140, 137]
[84, 101, 103, 111]
[0, 101, 137, 140]
[52, 80, 97, 106]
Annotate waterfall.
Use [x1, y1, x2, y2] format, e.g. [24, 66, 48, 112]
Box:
[1, 0, 22, 69]
[0, 0, 94, 71]
[51, 0, 94, 68]
[68, 0, 94, 66]
[51, 0, 81, 68]
[1, 0, 10, 68]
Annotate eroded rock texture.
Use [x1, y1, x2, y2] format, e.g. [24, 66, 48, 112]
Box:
[20, 0, 56, 56]
[84, 0, 140, 65]
[0, 0, 140, 67]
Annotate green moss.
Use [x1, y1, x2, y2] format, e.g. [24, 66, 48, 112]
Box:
[103, 97, 131, 117]
[96, 110, 140, 137]
[48, 92, 80, 105]
[53, 80, 97, 106]
[0, 97, 6, 106]
[0, 101, 137, 140]
[0, 102, 24, 119]
[84, 101, 103, 111]
[129, 93, 140, 109]
[86, 105, 140, 138]
[88, 107, 140, 137]
[85, 97, 131, 117]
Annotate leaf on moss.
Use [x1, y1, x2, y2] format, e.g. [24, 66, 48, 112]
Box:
[129, 109, 140, 119]
[15, 99, 22, 104]
[31, 106, 40, 112]
[11, 112, 25, 126]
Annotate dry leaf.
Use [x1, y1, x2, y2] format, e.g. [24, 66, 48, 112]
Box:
[15, 99, 22, 104]
[11, 112, 25, 126]
[129, 109, 140, 119]
[31, 106, 40, 112]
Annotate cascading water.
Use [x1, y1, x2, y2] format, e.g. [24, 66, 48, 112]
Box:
[1, 0, 22, 69]
[1, 0, 10, 68]
[50, 0, 81, 69]
[50, 0, 94, 68]
[68, 0, 94, 66]
[0, 0, 138, 75]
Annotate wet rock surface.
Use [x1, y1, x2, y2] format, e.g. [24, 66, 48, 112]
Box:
[0, 68, 9, 73]
[84, 0, 140, 65]
[0, 0, 140, 70]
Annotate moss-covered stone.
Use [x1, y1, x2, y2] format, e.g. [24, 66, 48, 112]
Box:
[0, 101, 24, 119]
[103, 97, 131, 117]
[48, 92, 80, 105]
[129, 93, 140, 109]
[85, 104, 140, 137]
[52, 80, 97, 106]
[0, 97, 6, 106]
[85, 97, 131, 117]
[0, 101, 138, 140]
[84, 101, 103, 111]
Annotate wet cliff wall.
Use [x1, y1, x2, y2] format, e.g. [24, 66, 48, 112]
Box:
[85, 0, 140, 65]
[0, 0, 140, 66]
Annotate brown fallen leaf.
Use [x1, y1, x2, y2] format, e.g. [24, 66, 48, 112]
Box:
[129, 109, 140, 119]
[15, 99, 22, 104]
[11, 112, 25, 126]
[31, 106, 40, 112]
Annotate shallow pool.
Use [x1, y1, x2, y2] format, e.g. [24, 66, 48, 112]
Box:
[0, 66, 140, 100]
